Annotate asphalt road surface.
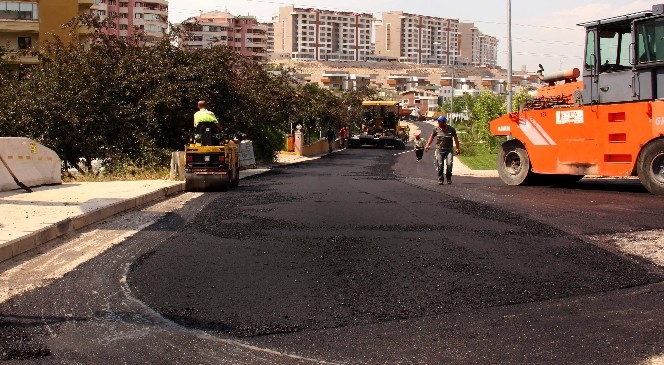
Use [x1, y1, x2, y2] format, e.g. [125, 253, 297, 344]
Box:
[2, 122, 663, 364]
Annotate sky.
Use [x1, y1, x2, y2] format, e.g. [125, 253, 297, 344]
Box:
[167, 0, 662, 73]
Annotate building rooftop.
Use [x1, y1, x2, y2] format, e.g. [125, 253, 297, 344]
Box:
[198, 11, 235, 20]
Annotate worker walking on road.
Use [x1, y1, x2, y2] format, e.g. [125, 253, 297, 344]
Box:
[425, 116, 460, 184]
[413, 133, 425, 162]
[326, 128, 335, 153]
[338, 126, 347, 149]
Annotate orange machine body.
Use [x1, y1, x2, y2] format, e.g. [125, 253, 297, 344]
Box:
[490, 98, 664, 177]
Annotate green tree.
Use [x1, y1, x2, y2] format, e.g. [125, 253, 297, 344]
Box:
[471, 91, 506, 147]
[512, 89, 534, 112]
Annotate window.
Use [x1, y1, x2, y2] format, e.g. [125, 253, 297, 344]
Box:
[636, 18, 664, 63]
[145, 24, 161, 32]
[0, 2, 39, 20]
[18, 36, 31, 49]
[585, 30, 596, 70]
[119, 1, 128, 6]
[597, 28, 632, 71]
[135, 13, 142, 19]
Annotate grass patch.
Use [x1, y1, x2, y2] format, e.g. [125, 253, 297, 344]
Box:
[62, 167, 171, 183]
[458, 148, 497, 170]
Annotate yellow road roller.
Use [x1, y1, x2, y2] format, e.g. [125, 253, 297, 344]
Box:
[184, 123, 240, 192]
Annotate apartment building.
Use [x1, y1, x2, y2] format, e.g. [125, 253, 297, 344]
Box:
[262, 21, 273, 55]
[400, 89, 439, 116]
[90, 0, 168, 42]
[375, 11, 459, 65]
[319, 70, 371, 91]
[180, 11, 268, 61]
[458, 22, 498, 67]
[0, 0, 94, 64]
[272, 5, 373, 62]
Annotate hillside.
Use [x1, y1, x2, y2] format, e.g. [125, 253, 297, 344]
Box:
[271, 60, 508, 87]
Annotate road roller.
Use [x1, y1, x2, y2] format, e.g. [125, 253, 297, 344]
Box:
[184, 123, 240, 192]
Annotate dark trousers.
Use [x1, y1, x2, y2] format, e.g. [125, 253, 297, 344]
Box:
[415, 148, 424, 160]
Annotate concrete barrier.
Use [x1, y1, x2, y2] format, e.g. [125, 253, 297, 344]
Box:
[239, 140, 256, 168]
[0, 138, 61, 192]
[170, 151, 186, 181]
[301, 138, 340, 156]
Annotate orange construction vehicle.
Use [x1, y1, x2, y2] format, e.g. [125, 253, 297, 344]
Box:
[490, 4, 664, 195]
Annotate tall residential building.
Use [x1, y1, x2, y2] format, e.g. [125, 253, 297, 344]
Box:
[180, 11, 268, 62]
[375, 11, 459, 65]
[272, 5, 373, 62]
[262, 21, 274, 55]
[459, 22, 498, 67]
[90, 0, 168, 42]
[0, 0, 94, 65]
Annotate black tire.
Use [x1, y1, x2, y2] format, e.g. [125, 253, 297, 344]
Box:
[497, 141, 535, 186]
[637, 139, 664, 195]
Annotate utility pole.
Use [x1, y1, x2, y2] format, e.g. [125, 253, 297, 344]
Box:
[506, 0, 513, 113]
[450, 57, 455, 124]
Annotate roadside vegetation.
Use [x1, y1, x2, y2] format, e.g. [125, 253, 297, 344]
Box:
[0, 15, 374, 180]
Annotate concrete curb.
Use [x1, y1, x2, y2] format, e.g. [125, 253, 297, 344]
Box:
[0, 182, 185, 263]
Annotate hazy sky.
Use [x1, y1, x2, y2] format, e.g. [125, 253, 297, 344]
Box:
[168, 0, 661, 72]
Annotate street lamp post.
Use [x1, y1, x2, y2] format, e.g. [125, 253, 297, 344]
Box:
[507, 0, 513, 113]
[450, 57, 455, 125]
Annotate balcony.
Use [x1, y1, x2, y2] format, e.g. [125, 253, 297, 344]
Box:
[0, 20, 39, 33]
[142, 4, 168, 16]
[143, 0, 168, 5]
[1, 51, 39, 65]
[78, 24, 94, 36]
[79, 0, 94, 9]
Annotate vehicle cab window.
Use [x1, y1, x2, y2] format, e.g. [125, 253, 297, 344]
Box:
[598, 29, 632, 72]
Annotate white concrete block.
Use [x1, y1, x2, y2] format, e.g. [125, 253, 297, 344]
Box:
[0, 137, 62, 192]
[239, 140, 256, 168]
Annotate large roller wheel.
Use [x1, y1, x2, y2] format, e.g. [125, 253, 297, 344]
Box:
[185, 173, 228, 192]
[184, 173, 194, 192]
[216, 175, 229, 192]
[497, 141, 535, 186]
[637, 139, 664, 195]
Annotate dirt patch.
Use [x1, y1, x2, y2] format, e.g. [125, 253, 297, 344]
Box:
[592, 229, 664, 268]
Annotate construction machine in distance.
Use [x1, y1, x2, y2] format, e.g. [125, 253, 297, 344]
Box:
[348, 100, 407, 149]
[184, 122, 240, 192]
[490, 4, 664, 195]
